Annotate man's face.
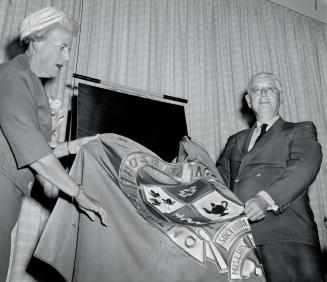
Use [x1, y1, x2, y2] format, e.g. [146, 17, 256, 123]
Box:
[245, 75, 282, 118]
[33, 26, 73, 78]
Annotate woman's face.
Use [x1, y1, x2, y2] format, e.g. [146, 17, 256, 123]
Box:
[32, 25, 73, 78]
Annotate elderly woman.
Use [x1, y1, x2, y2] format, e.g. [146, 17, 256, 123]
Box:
[0, 7, 107, 280]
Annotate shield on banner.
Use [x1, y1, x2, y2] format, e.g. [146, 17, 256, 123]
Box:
[140, 178, 244, 226]
[118, 147, 264, 281]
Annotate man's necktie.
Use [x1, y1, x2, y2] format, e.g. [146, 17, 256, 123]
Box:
[254, 123, 268, 145]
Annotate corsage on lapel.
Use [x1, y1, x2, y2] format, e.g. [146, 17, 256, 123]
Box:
[49, 98, 64, 148]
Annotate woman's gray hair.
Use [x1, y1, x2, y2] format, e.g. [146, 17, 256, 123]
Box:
[247, 72, 283, 94]
[20, 22, 78, 51]
[20, 27, 49, 51]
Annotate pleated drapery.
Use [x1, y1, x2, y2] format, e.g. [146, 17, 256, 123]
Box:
[75, 0, 327, 250]
[1, 0, 326, 281]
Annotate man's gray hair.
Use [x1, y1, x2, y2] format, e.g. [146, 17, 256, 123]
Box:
[247, 72, 283, 94]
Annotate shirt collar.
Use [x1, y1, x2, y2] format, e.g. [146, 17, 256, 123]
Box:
[256, 116, 280, 130]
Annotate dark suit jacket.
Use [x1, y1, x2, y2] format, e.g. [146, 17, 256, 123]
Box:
[216, 117, 322, 246]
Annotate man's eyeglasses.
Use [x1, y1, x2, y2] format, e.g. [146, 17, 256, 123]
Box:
[250, 87, 279, 96]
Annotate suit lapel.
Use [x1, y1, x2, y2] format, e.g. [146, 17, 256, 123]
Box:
[229, 126, 254, 166]
[240, 126, 255, 156]
[237, 118, 286, 175]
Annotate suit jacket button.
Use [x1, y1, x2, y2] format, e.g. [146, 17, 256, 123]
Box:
[234, 179, 240, 183]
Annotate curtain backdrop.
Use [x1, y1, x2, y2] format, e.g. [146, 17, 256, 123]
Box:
[75, 0, 327, 249]
[1, 0, 326, 281]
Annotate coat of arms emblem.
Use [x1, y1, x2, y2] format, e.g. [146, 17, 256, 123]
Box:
[119, 147, 264, 281]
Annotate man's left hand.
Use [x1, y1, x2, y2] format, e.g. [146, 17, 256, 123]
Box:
[244, 196, 269, 222]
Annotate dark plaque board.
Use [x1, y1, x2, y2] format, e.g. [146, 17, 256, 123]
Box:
[77, 83, 188, 162]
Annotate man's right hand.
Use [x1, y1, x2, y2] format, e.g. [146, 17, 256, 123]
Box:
[244, 196, 269, 222]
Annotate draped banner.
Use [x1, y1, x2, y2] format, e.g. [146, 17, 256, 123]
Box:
[34, 134, 265, 282]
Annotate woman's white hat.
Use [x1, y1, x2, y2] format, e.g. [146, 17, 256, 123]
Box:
[19, 6, 78, 41]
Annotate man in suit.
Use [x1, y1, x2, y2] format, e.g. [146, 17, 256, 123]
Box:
[216, 72, 324, 282]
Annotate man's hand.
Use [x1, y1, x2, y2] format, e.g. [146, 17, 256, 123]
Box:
[244, 196, 269, 222]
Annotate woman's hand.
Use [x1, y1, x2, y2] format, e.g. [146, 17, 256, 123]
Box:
[52, 134, 100, 158]
[68, 134, 99, 155]
[30, 153, 107, 226]
[74, 189, 108, 226]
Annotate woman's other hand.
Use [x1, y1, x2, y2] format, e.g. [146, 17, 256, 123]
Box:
[68, 134, 99, 154]
[74, 189, 108, 226]
[52, 134, 100, 158]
